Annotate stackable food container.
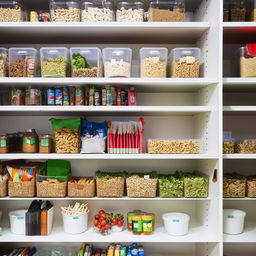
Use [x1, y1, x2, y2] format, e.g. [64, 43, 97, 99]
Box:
[9, 209, 27, 235]
[81, 0, 114, 22]
[103, 48, 132, 78]
[40, 47, 69, 77]
[140, 47, 168, 78]
[230, 0, 246, 21]
[50, 0, 81, 22]
[239, 44, 256, 77]
[169, 48, 201, 78]
[0, 0, 26, 22]
[116, 1, 145, 22]
[0, 48, 8, 77]
[148, 0, 185, 22]
[9, 48, 39, 77]
[223, 209, 246, 235]
[70, 47, 103, 77]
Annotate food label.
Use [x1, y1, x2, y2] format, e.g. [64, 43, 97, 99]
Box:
[132, 220, 143, 232]
[172, 219, 180, 223]
[76, 184, 84, 190]
[186, 56, 195, 64]
[143, 220, 152, 232]
[227, 215, 234, 219]
[40, 139, 49, 147]
[17, 217, 24, 220]
[24, 137, 36, 145]
[73, 217, 79, 220]
[144, 175, 150, 179]
[0, 139, 6, 148]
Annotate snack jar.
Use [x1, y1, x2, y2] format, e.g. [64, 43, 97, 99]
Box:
[140, 47, 168, 78]
[40, 47, 69, 77]
[240, 45, 256, 77]
[0, 48, 8, 77]
[81, 0, 114, 22]
[116, 1, 145, 22]
[0, 0, 26, 22]
[169, 48, 201, 78]
[103, 48, 132, 78]
[148, 0, 185, 22]
[22, 128, 39, 153]
[70, 47, 103, 77]
[50, 0, 81, 22]
[230, 0, 246, 21]
[25, 88, 42, 105]
[9, 48, 39, 78]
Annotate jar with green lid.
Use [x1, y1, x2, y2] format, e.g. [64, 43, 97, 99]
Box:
[39, 134, 52, 153]
[142, 215, 153, 235]
[0, 135, 8, 154]
[22, 129, 38, 153]
[132, 215, 143, 235]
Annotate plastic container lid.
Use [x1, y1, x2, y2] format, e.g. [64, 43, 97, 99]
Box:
[50, 0, 81, 8]
[140, 47, 168, 62]
[81, 0, 113, 9]
[223, 209, 246, 218]
[162, 212, 190, 221]
[102, 48, 132, 62]
[9, 209, 27, 218]
[170, 48, 200, 61]
[117, 1, 145, 9]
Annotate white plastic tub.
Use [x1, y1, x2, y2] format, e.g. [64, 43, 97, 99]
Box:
[162, 212, 190, 236]
[62, 211, 88, 234]
[9, 209, 27, 235]
[223, 209, 246, 235]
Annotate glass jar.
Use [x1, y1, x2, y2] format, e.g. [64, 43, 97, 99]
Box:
[50, 0, 81, 22]
[116, 1, 145, 22]
[0, 48, 8, 77]
[142, 215, 153, 235]
[39, 135, 52, 153]
[25, 88, 42, 105]
[0, 0, 26, 22]
[148, 0, 185, 22]
[70, 47, 103, 77]
[9, 48, 39, 77]
[0, 135, 8, 154]
[127, 212, 137, 231]
[230, 0, 246, 21]
[103, 48, 132, 78]
[10, 88, 25, 105]
[169, 48, 201, 78]
[81, 0, 113, 22]
[40, 47, 69, 77]
[240, 45, 256, 77]
[223, 1, 230, 21]
[132, 215, 143, 235]
[140, 47, 168, 78]
[22, 129, 38, 153]
[17, 131, 24, 153]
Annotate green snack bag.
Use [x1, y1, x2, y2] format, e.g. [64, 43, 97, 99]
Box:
[46, 159, 71, 182]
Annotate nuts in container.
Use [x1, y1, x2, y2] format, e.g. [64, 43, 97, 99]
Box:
[0, 0, 25, 22]
[140, 47, 167, 78]
[50, 117, 81, 154]
[103, 48, 132, 78]
[236, 140, 256, 153]
[170, 48, 200, 78]
[81, 0, 113, 22]
[223, 173, 246, 198]
[147, 139, 200, 154]
[50, 0, 81, 22]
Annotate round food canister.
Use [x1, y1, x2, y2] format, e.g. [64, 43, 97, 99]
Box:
[9, 209, 27, 235]
[223, 209, 246, 235]
[162, 212, 190, 236]
[62, 211, 88, 234]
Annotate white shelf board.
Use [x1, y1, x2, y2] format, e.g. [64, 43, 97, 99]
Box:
[0, 105, 212, 116]
[1, 225, 219, 243]
[0, 154, 219, 160]
[0, 78, 217, 92]
[223, 78, 256, 91]
[223, 198, 256, 201]
[0, 22, 210, 44]
[223, 154, 256, 159]
[223, 106, 256, 115]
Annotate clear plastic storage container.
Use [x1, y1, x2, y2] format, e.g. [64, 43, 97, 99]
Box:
[70, 47, 103, 77]
[169, 48, 200, 78]
[116, 1, 145, 22]
[0, 0, 26, 22]
[148, 0, 185, 22]
[230, 0, 246, 21]
[9, 48, 39, 78]
[103, 48, 132, 78]
[81, 0, 113, 22]
[236, 139, 256, 153]
[50, 0, 81, 22]
[140, 47, 168, 78]
[40, 47, 69, 77]
[240, 45, 256, 77]
[0, 48, 8, 77]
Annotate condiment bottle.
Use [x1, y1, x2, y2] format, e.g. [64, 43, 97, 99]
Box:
[127, 212, 137, 231]
[132, 215, 143, 235]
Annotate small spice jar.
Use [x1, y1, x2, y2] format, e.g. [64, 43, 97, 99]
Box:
[0, 135, 8, 154]
[39, 134, 52, 153]
[22, 129, 38, 153]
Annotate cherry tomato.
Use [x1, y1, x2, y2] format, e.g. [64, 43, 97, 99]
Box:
[101, 220, 107, 226]
[105, 223, 111, 230]
[117, 221, 123, 227]
[101, 226, 106, 231]
[94, 219, 99, 226]
[97, 224, 102, 229]
[99, 216, 105, 221]
[112, 219, 118, 225]
[99, 210, 105, 215]
[94, 214, 100, 219]
[101, 212, 107, 218]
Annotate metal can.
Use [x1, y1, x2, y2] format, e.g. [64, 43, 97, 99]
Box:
[127, 212, 137, 232]
[63, 86, 70, 106]
[89, 86, 95, 106]
[102, 88, 107, 106]
[121, 90, 127, 106]
[111, 86, 117, 105]
[94, 90, 101, 106]
[70, 87, 76, 106]
[75, 87, 85, 105]
[47, 87, 55, 105]
[116, 86, 121, 106]
[106, 86, 112, 106]
[55, 87, 63, 105]
[85, 87, 89, 105]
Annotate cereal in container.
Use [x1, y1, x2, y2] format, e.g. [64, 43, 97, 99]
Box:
[0, 0, 26, 22]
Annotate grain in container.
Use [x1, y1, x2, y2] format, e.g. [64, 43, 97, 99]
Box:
[223, 209, 246, 235]
[50, 0, 81, 22]
[0, 0, 26, 22]
[9, 209, 27, 235]
[0, 48, 8, 77]
[239, 45, 256, 77]
[40, 47, 69, 77]
[169, 48, 200, 78]
[162, 212, 190, 236]
[116, 1, 145, 22]
[103, 48, 132, 78]
[140, 47, 168, 78]
[148, 0, 185, 22]
[81, 0, 113, 22]
[9, 48, 39, 77]
[70, 47, 103, 77]
[62, 211, 88, 234]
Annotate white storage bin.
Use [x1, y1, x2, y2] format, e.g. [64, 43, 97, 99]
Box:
[9, 209, 27, 235]
[0, 211, 2, 226]
[62, 211, 88, 234]
[223, 209, 246, 235]
[162, 212, 190, 236]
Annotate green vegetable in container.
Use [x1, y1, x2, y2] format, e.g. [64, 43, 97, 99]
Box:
[95, 170, 128, 179]
[72, 53, 92, 70]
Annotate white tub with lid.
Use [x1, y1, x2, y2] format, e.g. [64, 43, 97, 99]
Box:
[9, 209, 27, 235]
[162, 212, 190, 236]
[223, 209, 246, 235]
[62, 211, 88, 234]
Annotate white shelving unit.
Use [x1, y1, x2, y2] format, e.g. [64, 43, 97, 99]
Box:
[0, 0, 223, 255]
